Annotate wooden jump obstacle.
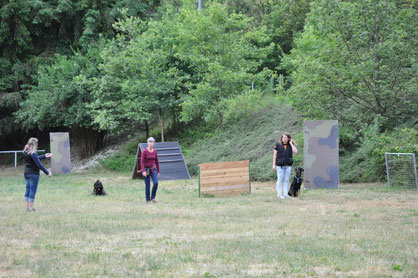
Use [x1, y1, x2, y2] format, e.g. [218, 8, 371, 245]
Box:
[198, 160, 251, 197]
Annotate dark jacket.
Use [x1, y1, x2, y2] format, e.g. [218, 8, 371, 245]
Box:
[274, 143, 293, 166]
[23, 151, 49, 176]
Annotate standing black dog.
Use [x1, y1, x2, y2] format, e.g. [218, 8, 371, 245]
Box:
[92, 180, 107, 196]
[288, 167, 304, 197]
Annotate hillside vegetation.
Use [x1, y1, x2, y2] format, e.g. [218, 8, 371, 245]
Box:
[100, 96, 302, 181]
[184, 99, 302, 181]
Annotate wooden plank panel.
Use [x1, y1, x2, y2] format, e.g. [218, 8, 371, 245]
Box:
[200, 171, 249, 179]
[200, 172, 249, 182]
[201, 188, 250, 196]
[200, 175, 249, 186]
[200, 166, 249, 174]
[200, 174, 249, 183]
[200, 184, 249, 192]
[200, 167, 249, 177]
[200, 179, 249, 188]
[198, 160, 249, 171]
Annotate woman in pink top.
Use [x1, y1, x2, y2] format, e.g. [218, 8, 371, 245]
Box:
[140, 137, 160, 203]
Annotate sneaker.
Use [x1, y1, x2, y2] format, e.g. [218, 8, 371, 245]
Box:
[151, 199, 157, 203]
[26, 208, 31, 212]
[278, 195, 285, 199]
[31, 208, 36, 211]
[284, 195, 291, 198]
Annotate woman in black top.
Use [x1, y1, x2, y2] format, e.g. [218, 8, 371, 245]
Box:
[23, 138, 53, 212]
[273, 132, 298, 199]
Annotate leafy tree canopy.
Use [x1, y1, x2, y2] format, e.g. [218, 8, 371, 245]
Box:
[285, 0, 417, 132]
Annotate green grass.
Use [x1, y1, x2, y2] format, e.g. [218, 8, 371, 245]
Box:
[1, 169, 417, 277]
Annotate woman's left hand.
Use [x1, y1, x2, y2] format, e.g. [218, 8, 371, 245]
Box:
[158, 173, 160, 177]
[46, 153, 53, 158]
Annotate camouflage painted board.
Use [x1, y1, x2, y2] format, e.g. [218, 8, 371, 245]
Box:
[132, 141, 190, 181]
[303, 120, 339, 188]
[50, 132, 71, 174]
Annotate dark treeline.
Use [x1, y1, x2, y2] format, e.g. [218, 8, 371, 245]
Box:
[0, 0, 163, 152]
[0, 0, 416, 182]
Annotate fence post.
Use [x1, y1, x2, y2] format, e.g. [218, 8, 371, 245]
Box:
[198, 165, 201, 197]
[249, 160, 251, 194]
[15, 152, 17, 168]
[385, 153, 391, 188]
[413, 153, 418, 189]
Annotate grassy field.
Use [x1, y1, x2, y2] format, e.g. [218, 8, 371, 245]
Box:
[1, 168, 417, 277]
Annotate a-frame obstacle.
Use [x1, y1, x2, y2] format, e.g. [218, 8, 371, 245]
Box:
[132, 141, 191, 181]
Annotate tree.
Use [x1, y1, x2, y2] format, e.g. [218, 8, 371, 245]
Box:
[90, 1, 273, 137]
[0, 0, 156, 148]
[89, 13, 186, 140]
[176, 1, 273, 126]
[16, 47, 105, 158]
[285, 0, 417, 131]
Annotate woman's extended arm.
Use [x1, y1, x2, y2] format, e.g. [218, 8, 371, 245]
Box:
[31, 153, 49, 175]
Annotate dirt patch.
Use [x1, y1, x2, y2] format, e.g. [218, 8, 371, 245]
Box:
[71, 144, 122, 173]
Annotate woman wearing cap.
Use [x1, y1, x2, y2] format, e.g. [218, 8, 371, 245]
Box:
[273, 132, 298, 199]
[23, 137, 53, 211]
[140, 137, 160, 203]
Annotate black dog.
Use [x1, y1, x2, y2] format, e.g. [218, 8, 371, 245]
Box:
[288, 167, 304, 197]
[92, 180, 107, 196]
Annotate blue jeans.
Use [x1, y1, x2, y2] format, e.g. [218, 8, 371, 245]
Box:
[276, 166, 292, 197]
[144, 171, 158, 201]
[24, 174, 40, 202]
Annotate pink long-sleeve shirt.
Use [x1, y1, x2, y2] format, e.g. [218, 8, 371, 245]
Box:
[140, 148, 160, 173]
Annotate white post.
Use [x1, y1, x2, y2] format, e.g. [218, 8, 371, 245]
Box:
[413, 153, 418, 189]
[15, 152, 17, 168]
[385, 153, 390, 188]
[198, 0, 201, 11]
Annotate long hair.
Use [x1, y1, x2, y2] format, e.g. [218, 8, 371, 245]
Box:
[24, 137, 38, 155]
[280, 132, 296, 145]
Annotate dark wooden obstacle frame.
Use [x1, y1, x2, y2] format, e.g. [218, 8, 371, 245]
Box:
[132, 141, 190, 181]
[198, 160, 251, 197]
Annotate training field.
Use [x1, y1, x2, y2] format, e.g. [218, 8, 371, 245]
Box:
[1, 169, 417, 277]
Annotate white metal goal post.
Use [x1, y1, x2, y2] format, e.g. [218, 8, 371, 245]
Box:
[385, 153, 417, 189]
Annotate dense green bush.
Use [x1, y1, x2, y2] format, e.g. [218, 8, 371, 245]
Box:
[101, 153, 135, 172]
[100, 134, 145, 172]
[340, 123, 417, 183]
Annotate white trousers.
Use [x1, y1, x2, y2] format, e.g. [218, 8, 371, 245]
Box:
[276, 166, 292, 197]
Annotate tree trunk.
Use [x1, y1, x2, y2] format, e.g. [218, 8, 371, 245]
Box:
[145, 120, 149, 139]
[218, 112, 223, 127]
[70, 127, 106, 159]
[157, 111, 165, 142]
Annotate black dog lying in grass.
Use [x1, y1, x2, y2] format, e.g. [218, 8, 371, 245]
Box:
[288, 167, 304, 197]
[92, 180, 107, 196]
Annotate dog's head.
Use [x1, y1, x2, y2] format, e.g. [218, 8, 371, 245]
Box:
[94, 180, 104, 193]
[295, 167, 304, 176]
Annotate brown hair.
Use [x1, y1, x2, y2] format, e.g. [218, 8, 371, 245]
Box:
[24, 137, 38, 155]
[280, 132, 296, 145]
